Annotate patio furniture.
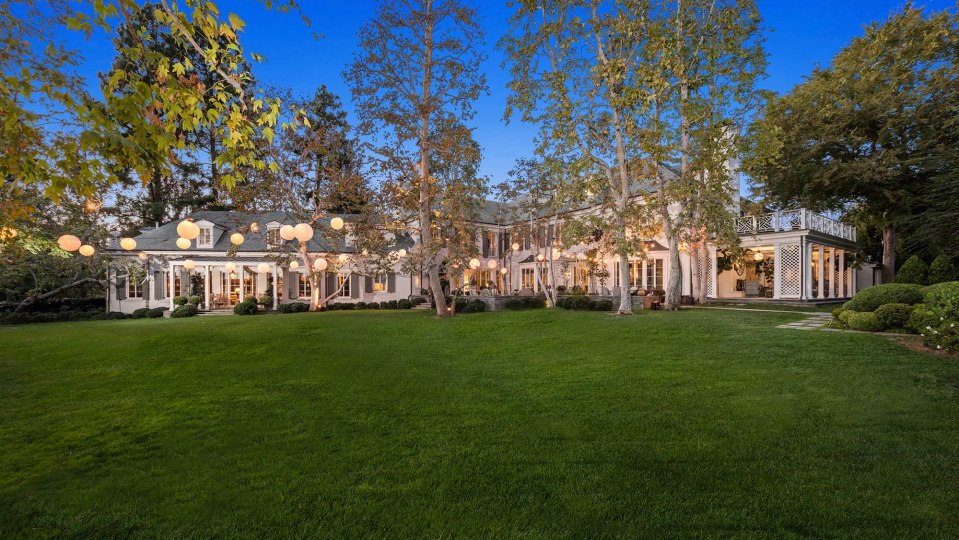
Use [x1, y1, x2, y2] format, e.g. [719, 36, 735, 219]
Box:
[643, 294, 663, 310]
[744, 280, 761, 297]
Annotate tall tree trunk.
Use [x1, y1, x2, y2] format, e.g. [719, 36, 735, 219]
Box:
[665, 229, 683, 309]
[882, 224, 896, 283]
[689, 243, 701, 302]
[615, 213, 632, 314]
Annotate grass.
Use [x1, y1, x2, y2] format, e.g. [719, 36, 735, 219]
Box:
[1, 309, 958, 538]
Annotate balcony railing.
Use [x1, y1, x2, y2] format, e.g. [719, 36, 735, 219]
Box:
[734, 209, 856, 242]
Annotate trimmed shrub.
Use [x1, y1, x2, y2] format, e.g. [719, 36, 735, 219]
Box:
[893, 255, 928, 285]
[277, 303, 294, 313]
[188, 295, 202, 306]
[258, 294, 274, 307]
[906, 305, 937, 334]
[920, 281, 959, 302]
[356, 301, 368, 310]
[570, 296, 592, 310]
[292, 302, 310, 313]
[592, 299, 613, 311]
[843, 283, 923, 312]
[459, 299, 487, 314]
[409, 296, 426, 306]
[233, 298, 258, 315]
[874, 303, 913, 330]
[173, 296, 188, 306]
[386, 300, 398, 309]
[911, 279, 959, 351]
[171, 304, 198, 318]
[132, 308, 151, 319]
[398, 299, 412, 309]
[554, 297, 569, 309]
[147, 307, 166, 318]
[839, 310, 857, 326]
[927, 255, 958, 285]
[846, 311, 883, 332]
[831, 306, 846, 320]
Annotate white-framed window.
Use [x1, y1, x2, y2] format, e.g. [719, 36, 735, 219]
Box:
[298, 272, 311, 298]
[267, 227, 281, 246]
[645, 258, 664, 290]
[521, 268, 535, 290]
[197, 227, 213, 248]
[338, 274, 351, 297]
[128, 276, 143, 298]
[373, 273, 388, 292]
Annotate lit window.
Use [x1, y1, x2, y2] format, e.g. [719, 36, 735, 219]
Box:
[197, 227, 212, 248]
[267, 227, 281, 246]
[521, 268, 535, 289]
[338, 274, 351, 297]
[298, 273, 311, 298]
[128, 276, 143, 298]
[373, 273, 387, 292]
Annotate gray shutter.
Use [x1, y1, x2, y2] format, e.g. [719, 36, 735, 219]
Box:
[482, 233, 489, 257]
[387, 272, 396, 293]
[326, 273, 336, 296]
[153, 272, 164, 299]
[365, 276, 373, 293]
[116, 276, 127, 300]
[350, 274, 359, 298]
[289, 271, 298, 299]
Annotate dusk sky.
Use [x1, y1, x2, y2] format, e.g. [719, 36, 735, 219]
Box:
[61, 0, 955, 188]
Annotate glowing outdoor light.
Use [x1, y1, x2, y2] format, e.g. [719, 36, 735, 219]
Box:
[294, 223, 313, 242]
[487, 259, 498, 270]
[225, 262, 236, 272]
[138, 252, 148, 260]
[338, 253, 348, 263]
[536, 254, 545, 262]
[230, 233, 244, 245]
[250, 222, 260, 233]
[279, 225, 296, 241]
[176, 237, 191, 249]
[83, 198, 101, 213]
[613, 254, 622, 262]
[289, 261, 299, 270]
[78, 244, 95, 257]
[397, 248, 407, 257]
[120, 237, 137, 250]
[753, 252, 764, 261]
[469, 258, 481, 269]
[552, 248, 561, 258]
[184, 259, 196, 270]
[500, 267, 508, 274]
[176, 219, 199, 240]
[57, 234, 81, 252]
[330, 217, 344, 230]
[511, 242, 520, 251]
[313, 257, 328, 271]
[257, 262, 270, 273]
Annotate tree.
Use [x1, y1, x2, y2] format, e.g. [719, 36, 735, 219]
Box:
[744, 5, 957, 283]
[928, 255, 958, 285]
[893, 254, 928, 285]
[345, 0, 488, 317]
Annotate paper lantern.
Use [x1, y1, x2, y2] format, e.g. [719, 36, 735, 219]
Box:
[469, 258, 481, 269]
[230, 233, 244, 245]
[294, 223, 313, 242]
[138, 252, 148, 260]
[330, 217, 344, 230]
[753, 252, 764, 261]
[500, 267, 508, 275]
[397, 248, 407, 257]
[312, 257, 328, 271]
[536, 254, 545, 262]
[337, 253, 348, 263]
[176, 220, 200, 240]
[176, 237, 191, 249]
[78, 244, 95, 257]
[257, 262, 270, 273]
[552, 248, 560, 258]
[511, 242, 520, 251]
[279, 225, 296, 241]
[57, 234, 81, 252]
[183, 259, 196, 270]
[576, 252, 586, 260]
[225, 262, 235, 272]
[249, 222, 260, 233]
[487, 259, 497, 270]
[289, 261, 299, 270]
[120, 237, 137, 250]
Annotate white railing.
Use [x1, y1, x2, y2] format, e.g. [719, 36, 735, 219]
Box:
[734, 209, 856, 242]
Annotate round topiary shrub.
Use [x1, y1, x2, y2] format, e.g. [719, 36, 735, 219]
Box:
[132, 307, 151, 319]
[459, 299, 486, 313]
[570, 296, 593, 310]
[188, 295, 202, 306]
[927, 255, 958, 285]
[846, 311, 884, 332]
[258, 294, 273, 307]
[147, 307, 166, 318]
[893, 255, 928, 285]
[593, 299, 613, 311]
[171, 304, 198, 318]
[173, 296, 188, 306]
[831, 306, 846, 320]
[398, 299, 412, 309]
[920, 281, 959, 302]
[843, 283, 923, 312]
[292, 302, 311, 312]
[409, 296, 426, 306]
[838, 310, 856, 326]
[874, 303, 913, 330]
[233, 298, 258, 315]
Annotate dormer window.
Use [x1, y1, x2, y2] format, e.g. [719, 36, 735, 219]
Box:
[197, 227, 212, 248]
[267, 227, 281, 247]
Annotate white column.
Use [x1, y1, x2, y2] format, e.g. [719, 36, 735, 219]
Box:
[816, 245, 825, 299]
[773, 243, 782, 299]
[169, 262, 175, 310]
[803, 240, 813, 300]
[272, 265, 278, 309]
[147, 267, 155, 308]
[533, 262, 540, 293]
[709, 246, 718, 298]
[202, 265, 209, 309]
[827, 247, 835, 298]
[839, 250, 846, 297]
[238, 267, 244, 302]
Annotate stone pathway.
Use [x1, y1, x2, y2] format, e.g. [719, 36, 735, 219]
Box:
[776, 312, 831, 330]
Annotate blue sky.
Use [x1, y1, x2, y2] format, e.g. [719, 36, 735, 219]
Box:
[62, 0, 955, 187]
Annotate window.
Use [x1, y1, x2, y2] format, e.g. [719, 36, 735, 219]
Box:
[521, 268, 535, 290]
[267, 227, 281, 246]
[298, 273, 311, 298]
[645, 259, 664, 290]
[128, 276, 143, 298]
[373, 273, 387, 292]
[338, 273, 350, 297]
[197, 227, 212, 248]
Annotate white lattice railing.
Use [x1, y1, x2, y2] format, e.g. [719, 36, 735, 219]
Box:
[734, 209, 856, 242]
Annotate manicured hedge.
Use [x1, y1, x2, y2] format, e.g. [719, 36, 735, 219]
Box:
[171, 304, 199, 318]
[927, 255, 958, 285]
[874, 303, 913, 330]
[504, 296, 547, 310]
[277, 302, 311, 313]
[893, 255, 928, 285]
[233, 298, 258, 315]
[846, 311, 884, 332]
[843, 284, 923, 312]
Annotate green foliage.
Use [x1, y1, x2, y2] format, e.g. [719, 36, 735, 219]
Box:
[188, 295, 202, 306]
[874, 303, 914, 330]
[147, 307, 166, 318]
[832, 307, 846, 320]
[258, 294, 274, 307]
[132, 308, 151, 319]
[233, 298, 258, 316]
[921, 281, 959, 302]
[927, 256, 958, 285]
[894, 255, 928, 285]
[170, 304, 198, 318]
[846, 311, 884, 332]
[505, 296, 546, 310]
[838, 310, 857, 326]
[397, 299, 412, 310]
[843, 284, 923, 312]
[409, 296, 426, 306]
[277, 302, 310, 314]
[458, 299, 486, 314]
[173, 296, 188, 306]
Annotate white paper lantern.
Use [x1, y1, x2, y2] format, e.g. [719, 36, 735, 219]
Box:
[536, 254, 545, 262]
[176, 237, 191, 249]
[397, 248, 407, 257]
[330, 217, 344, 230]
[500, 267, 508, 275]
[313, 257, 328, 271]
[176, 220, 200, 240]
[78, 244, 95, 257]
[469, 258, 481, 269]
[511, 242, 520, 251]
[183, 259, 196, 270]
[225, 261, 236, 272]
[257, 262, 270, 273]
[120, 237, 137, 250]
[58, 234, 82, 252]
[230, 233, 244, 245]
[487, 259, 497, 269]
[337, 253, 348, 263]
[138, 252, 148, 260]
[552, 248, 561, 258]
[279, 225, 296, 241]
[576, 252, 586, 260]
[294, 223, 314, 242]
[289, 261, 299, 270]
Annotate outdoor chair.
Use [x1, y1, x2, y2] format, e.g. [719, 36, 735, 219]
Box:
[744, 280, 761, 297]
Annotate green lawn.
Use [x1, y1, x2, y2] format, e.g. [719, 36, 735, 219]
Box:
[1, 309, 957, 538]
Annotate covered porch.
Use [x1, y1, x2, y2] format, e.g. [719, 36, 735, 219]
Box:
[166, 256, 310, 311]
